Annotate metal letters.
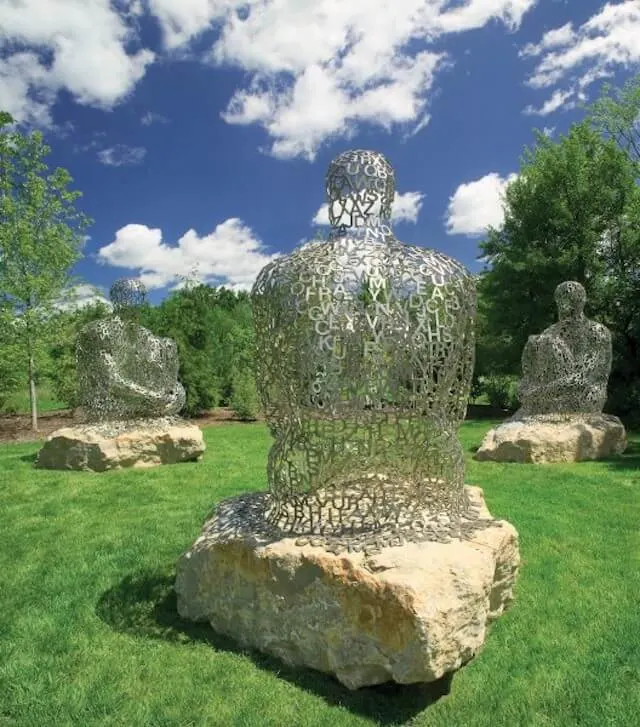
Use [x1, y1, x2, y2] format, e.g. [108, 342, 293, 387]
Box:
[516, 281, 612, 419]
[251, 150, 481, 553]
[76, 278, 186, 422]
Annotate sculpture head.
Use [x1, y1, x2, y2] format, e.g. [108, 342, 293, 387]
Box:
[326, 149, 395, 228]
[554, 281, 586, 320]
[109, 277, 147, 319]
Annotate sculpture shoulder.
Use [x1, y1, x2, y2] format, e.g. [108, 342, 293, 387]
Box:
[161, 335, 178, 350]
[588, 320, 610, 342]
[524, 330, 556, 350]
[253, 257, 288, 294]
[78, 318, 121, 346]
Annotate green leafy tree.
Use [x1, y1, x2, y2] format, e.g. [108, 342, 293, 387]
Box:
[589, 73, 640, 168]
[0, 302, 22, 410]
[150, 284, 220, 417]
[0, 112, 92, 430]
[45, 299, 111, 409]
[477, 120, 640, 422]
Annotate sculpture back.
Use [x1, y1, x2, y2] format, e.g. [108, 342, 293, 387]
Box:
[251, 150, 477, 549]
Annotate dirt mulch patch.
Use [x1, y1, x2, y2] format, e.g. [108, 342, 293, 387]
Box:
[0, 407, 262, 444]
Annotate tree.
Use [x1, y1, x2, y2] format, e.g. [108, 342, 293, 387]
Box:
[0, 112, 92, 430]
[0, 302, 22, 410]
[45, 299, 111, 409]
[150, 285, 220, 417]
[589, 74, 640, 169]
[477, 121, 640, 422]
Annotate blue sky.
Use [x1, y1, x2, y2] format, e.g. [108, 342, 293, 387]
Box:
[1, 0, 639, 308]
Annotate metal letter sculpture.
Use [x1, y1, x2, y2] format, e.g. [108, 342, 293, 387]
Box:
[77, 278, 186, 423]
[250, 149, 483, 554]
[515, 281, 612, 419]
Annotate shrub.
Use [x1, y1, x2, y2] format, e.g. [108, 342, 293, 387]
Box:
[230, 370, 260, 421]
[481, 374, 520, 411]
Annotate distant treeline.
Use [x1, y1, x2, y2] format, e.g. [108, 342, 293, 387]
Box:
[0, 284, 260, 420]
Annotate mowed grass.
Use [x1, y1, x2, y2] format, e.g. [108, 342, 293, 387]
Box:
[0, 421, 638, 727]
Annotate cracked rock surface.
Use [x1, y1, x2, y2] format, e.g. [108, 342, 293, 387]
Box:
[175, 485, 519, 689]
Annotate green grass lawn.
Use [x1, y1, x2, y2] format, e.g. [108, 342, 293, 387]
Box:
[0, 421, 638, 727]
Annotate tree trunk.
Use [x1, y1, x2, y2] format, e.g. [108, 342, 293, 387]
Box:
[28, 351, 38, 432]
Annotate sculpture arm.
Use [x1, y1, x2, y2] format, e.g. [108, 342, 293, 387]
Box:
[519, 372, 585, 401]
[517, 336, 547, 398]
[518, 334, 583, 399]
[588, 328, 612, 384]
[99, 352, 182, 410]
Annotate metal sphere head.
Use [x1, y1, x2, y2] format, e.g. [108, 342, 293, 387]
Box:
[554, 281, 586, 319]
[326, 149, 395, 228]
[109, 277, 147, 312]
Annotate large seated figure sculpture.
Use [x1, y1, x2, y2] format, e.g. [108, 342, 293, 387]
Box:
[175, 150, 520, 691]
[476, 281, 626, 463]
[36, 278, 204, 471]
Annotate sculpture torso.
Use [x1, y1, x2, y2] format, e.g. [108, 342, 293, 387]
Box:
[517, 314, 611, 417]
[252, 221, 476, 538]
[77, 315, 185, 422]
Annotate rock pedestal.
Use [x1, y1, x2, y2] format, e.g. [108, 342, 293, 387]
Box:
[474, 413, 627, 464]
[35, 417, 205, 471]
[175, 486, 519, 690]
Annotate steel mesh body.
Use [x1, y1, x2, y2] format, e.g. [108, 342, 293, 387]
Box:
[251, 151, 478, 548]
[516, 281, 612, 420]
[76, 278, 186, 422]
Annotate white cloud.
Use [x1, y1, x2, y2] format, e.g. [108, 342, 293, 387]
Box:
[446, 172, 517, 237]
[140, 111, 169, 126]
[524, 88, 578, 116]
[54, 284, 112, 312]
[97, 145, 147, 166]
[96, 219, 279, 291]
[0, 0, 154, 125]
[146, 0, 229, 50]
[208, 0, 537, 159]
[2, 1, 538, 157]
[520, 22, 575, 58]
[312, 191, 425, 226]
[521, 1, 640, 114]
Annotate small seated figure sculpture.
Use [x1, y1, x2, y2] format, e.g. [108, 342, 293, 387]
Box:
[516, 281, 611, 418]
[77, 278, 186, 422]
[475, 280, 626, 462]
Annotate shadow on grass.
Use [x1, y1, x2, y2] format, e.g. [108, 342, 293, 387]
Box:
[19, 452, 37, 464]
[97, 569, 453, 725]
[465, 404, 512, 421]
[602, 439, 640, 471]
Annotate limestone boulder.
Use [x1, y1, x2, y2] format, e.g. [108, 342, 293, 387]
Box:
[175, 485, 519, 690]
[474, 413, 627, 464]
[35, 417, 205, 471]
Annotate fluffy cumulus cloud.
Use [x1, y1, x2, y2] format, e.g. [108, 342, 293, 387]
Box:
[312, 191, 425, 226]
[96, 220, 279, 291]
[97, 145, 147, 166]
[1, 0, 537, 157]
[209, 0, 537, 159]
[0, 0, 154, 126]
[445, 172, 517, 237]
[521, 1, 640, 115]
